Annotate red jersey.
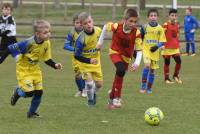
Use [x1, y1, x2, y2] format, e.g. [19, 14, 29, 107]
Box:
[110, 23, 138, 58]
[163, 21, 179, 49]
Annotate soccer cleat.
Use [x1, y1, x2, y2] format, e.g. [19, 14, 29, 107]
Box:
[88, 93, 96, 106]
[190, 53, 196, 56]
[112, 98, 122, 108]
[11, 89, 20, 106]
[165, 79, 174, 84]
[74, 91, 82, 97]
[27, 112, 41, 118]
[146, 89, 152, 94]
[139, 89, 146, 93]
[81, 90, 87, 98]
[173, 76, 182, 84]
[181, 53, 189, 56]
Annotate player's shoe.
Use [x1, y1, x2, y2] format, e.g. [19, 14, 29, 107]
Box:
[146, 89, 152, 94]
[181, 53, 189, 56]
[11, 88, 20, 106]
[74, 91, 82, 97]
[27, 112, 41, 118]
[81, 89, 87, 98]
[88, 93, 96, 106]
[190, 53, 196, 56]
[139, 88, 146, 93]
[173, 76, 182, 84]
[165, 78, 174, 84]
[112, 98, 122, 108]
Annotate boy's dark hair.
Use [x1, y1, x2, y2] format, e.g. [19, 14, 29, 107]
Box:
[1, 3, 13, 11]
[123, 8, 138, 20]
[169, 8, 177, 15]
[187, 6, 192, 12]
[147, 8, 158, 16]
[73, 13, 80, 23]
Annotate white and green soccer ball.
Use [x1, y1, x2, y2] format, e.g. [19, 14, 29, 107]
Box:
[144, 107, 164, 126]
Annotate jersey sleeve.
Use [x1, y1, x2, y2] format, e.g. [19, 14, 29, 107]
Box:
[135, 29, 143, 51]
[105, 22, 118, 32]
[162, 22, 168, 31]
[63, 31, 75, 52]
[8, 40, 29, 57]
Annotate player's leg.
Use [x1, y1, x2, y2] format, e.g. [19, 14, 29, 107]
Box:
[109, 54, 126, 108]
[183, 33, 190, 56]
[140, 56, 150, 93]
[163, 55, 174, 84]
[190, 33, 195, 56]
[146, 60, 159, 93]
[173, 55, 182, 84]
[0, 48, 10, 64]
[27, 90, 43, 118]
[73, 61, 86, 97]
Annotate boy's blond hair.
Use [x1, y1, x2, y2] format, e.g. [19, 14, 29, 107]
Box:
[32, 20, 51, 32]
[78, 12, 90, 23]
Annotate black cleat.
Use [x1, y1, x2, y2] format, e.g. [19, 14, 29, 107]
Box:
[11, 89, 20, 106]
[27, 112, 41, 118]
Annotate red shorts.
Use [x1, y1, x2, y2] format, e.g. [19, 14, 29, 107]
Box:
[110, 54, 129, 70]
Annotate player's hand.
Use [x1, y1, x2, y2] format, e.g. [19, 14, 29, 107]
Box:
[150, 46, 158, 52]
[130, 64, 139, 72]
[96, 44, 102, 51]
[190, 29, 195, 33]
[90, 58, 98, 65]
[160, 46, 165, 50]
[55, 63, 63, 70]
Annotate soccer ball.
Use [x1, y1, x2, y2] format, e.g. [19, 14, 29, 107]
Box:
[144, 107, 164, 126]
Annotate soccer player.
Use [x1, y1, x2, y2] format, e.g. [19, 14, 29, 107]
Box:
[96, 8, 143, 109]
[140, 8, 166, 94]
[74, 12, 102, 106]
[162, 9, 182, 84]
[63, 13, 86, 97]
[0, 3, 17, 63]
[4, 20, 62, 118]
[183, 7, 199, 56]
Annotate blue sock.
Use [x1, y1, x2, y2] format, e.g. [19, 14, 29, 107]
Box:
[147, 73, 155, 91]
[29, 95, 41, 113]
[81, 79, 85, 90]
[141, 68, 149, 90]
[75, 78, 84, 91]
[191, 42, 195, 54]
[16, 87, 26, 97]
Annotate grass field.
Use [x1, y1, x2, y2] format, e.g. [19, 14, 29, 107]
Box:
[0, 39, 200, 134]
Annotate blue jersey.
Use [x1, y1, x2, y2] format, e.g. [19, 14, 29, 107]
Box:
[184, 15, 199, 33]
[63, 28, 80, 52]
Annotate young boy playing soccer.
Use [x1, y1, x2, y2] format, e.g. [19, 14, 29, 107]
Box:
[63, 13, 86, 97]
[162, 9, 182, 84]
[140, 8, 166, 94]
[96, 8, 143, 108]
[2, 20, 62, 118]
[0, 3, 17, 63]
[183, 7, 199, 56]
[74, 12, 102, 106]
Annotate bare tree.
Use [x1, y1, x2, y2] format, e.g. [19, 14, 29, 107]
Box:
[120, 0, 127, 9]
[139, 0, 146, 10]
[13, 0, 19, 8]
[54, 0, 60, 9]
[81, 0, 85, 8]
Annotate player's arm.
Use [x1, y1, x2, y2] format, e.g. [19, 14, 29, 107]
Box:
[130, 30, 142, 71]
[8, 40, 29, 60]
[63, 32, 75, 52]
[45, 59, 62, 70]
[190, 16, 199, 33]
[74, 35, 91, 64]
[96, 22, 117, 50]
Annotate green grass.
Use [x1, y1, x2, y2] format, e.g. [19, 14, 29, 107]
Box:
[0, 40, 200, 134]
